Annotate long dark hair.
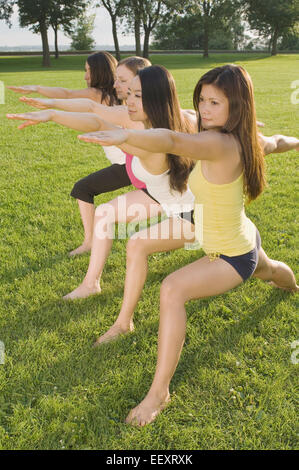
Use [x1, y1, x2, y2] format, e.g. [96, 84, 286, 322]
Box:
[138, 65, 195, 193]
[87, 51, 120, 106]
[193, 64, 266, 202]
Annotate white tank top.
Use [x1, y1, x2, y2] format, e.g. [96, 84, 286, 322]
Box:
[102, 146, 126, 165]
[131, 156, 194, 217]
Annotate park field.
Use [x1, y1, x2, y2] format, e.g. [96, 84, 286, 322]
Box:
[0, 53, 298, 450]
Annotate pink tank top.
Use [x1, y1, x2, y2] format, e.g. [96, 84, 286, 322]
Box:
[125, 153, 146, 189]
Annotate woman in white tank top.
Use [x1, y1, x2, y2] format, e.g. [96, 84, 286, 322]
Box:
[102, 145, 126, 165]
[62, 65, 197, 301]
[130, 156, 194, 217]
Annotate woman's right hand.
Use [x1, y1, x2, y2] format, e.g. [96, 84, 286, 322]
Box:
[19, 96, 54, 109]
[6, 110, 54, 129]
[78, 129, 129, 146]
[7, 85, 38, 94]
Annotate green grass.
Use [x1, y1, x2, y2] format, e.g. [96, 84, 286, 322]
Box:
[0, 53, 298, 450]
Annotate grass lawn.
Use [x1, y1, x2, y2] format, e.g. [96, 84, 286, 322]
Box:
[0, 53, 298, 450]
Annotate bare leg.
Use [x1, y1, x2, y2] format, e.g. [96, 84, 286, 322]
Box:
[69, 200, 95, 256]
[253, 247, 298, 292]
[126, 256, 243, 426]
[94, 217, 195, 345]
[63, 190, 162, 300]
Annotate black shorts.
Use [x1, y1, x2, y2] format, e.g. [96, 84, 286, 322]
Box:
[71, 164, 132, 204]
[219, 229, 261, 281]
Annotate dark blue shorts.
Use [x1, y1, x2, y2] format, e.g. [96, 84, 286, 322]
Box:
[219, 229, 261, 281]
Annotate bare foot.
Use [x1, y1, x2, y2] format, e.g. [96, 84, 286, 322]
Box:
[63, 282, 101, 300]
[69, 242, 91, 256]
[93, 322, 134, 346]
[125, 391, 171, 427]
[268, 281, 299, 293]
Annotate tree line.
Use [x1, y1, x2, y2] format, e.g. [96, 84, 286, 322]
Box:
[1, 0, 298, 67]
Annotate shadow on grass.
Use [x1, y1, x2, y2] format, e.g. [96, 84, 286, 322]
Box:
[0, 243, 290, 369]
[0, 268, 291, 436]
[1, 251, 70, 285]
[173, 287, 287, 388]
[0, 247, 207, 344]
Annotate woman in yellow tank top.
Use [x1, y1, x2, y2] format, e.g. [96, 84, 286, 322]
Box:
[79, 64, 298, 426]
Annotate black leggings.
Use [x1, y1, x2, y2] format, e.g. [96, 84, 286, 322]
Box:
[70, 164, 132, 204]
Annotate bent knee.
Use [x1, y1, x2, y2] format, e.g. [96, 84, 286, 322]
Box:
[95, 202, 116, 220]
[126, 237, 148, 258]
[72, 178, 87, 192]
[160, 275, 186, 303]
[71, 180, 94, 203]
[254, 257, 276, 280]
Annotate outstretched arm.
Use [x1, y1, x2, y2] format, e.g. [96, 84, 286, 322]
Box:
[18, 96, 136, 128]
[19, 96, 95, 112]
[78, 129, 160, 160]
[6, 110, 152, 158]
[79, 129, 298, 160]
[7, 85, 100, 100]
[78, 127, 230, 162]
[7, 109, 111, 133]
[259, 134, 299, 155]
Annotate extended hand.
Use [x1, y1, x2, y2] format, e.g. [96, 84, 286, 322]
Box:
[7, 85, 38, 94]
[6, 110, 54, 129]
[78, 129, 129, 146]
[19, 96, 54, 109]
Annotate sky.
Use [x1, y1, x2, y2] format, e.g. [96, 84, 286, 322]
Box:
[0, 4, 135, 48]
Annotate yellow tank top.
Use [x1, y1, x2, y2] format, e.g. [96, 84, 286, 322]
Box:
[188, 161, 256, 257]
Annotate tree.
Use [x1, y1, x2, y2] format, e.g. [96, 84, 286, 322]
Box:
[0, 0, 14, 26]
[196, 0, 240, 57]
[68, 13, 96, 51]
[122, 0, 142, 55]
[14, 1, 89, 66]
[152, 14, 204, 50]
[137, 0, 164, 58]
[279, 24, 299, 51]
[244, 0, 299, 55]
[132, 0, 142, 56]
[49, 0, 87, 59]
[121, 0, 164, 57]
[17, 0, 52, 67]
[16, 0, 89, 67]
[152, 9, 245, 51]
[98, 0, 127, 60]
[153, 0, 241, 56]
